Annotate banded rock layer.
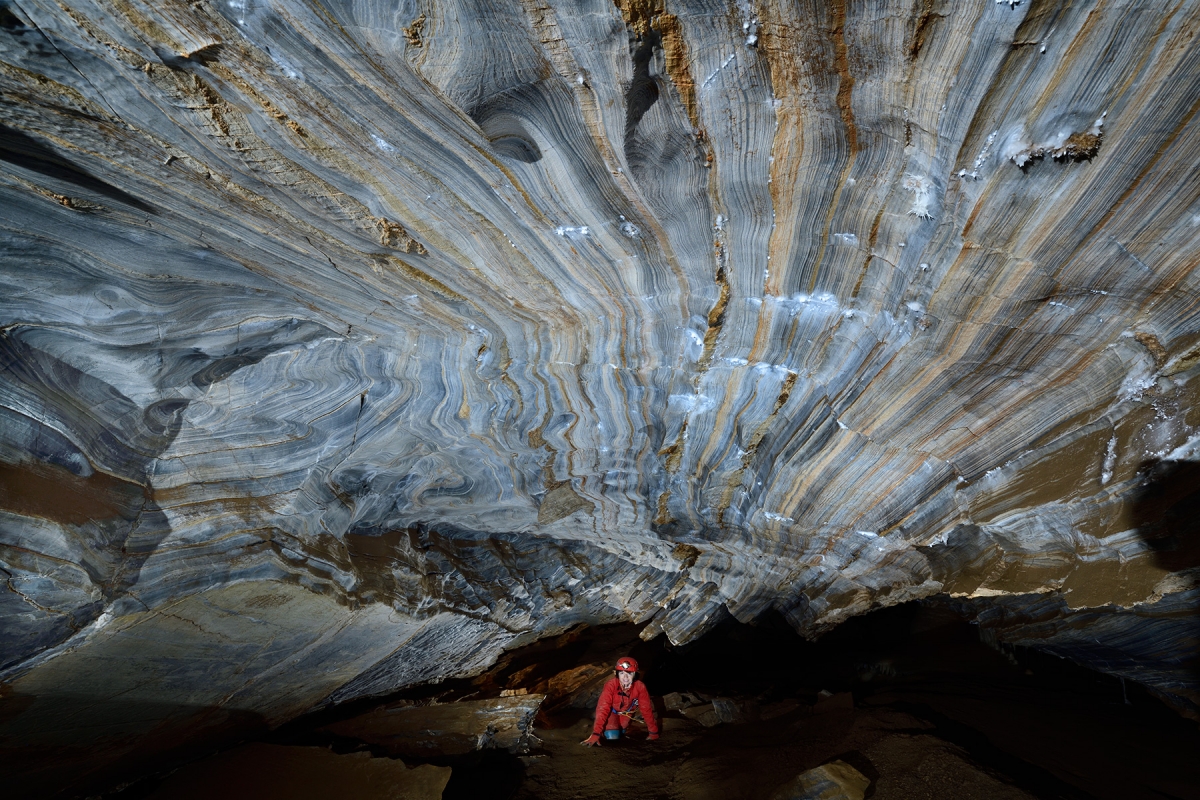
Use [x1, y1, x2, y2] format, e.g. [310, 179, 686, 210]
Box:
[1, 0, 1199, 787]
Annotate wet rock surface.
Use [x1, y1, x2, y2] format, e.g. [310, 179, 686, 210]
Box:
[2, 0, 1200, 793]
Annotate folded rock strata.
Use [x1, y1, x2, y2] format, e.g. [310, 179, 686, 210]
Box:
[1, 0, 1199, 789]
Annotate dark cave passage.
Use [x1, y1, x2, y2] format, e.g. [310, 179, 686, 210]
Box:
[99, 599, 1200, 800]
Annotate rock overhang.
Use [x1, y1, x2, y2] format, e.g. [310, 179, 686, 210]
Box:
[1, 0, 1199, 791]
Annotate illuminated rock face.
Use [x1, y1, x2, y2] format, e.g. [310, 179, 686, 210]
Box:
[1, 0, 1199, 782]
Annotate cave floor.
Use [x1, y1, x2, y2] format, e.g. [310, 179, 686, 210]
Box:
[511, 681, 1200, 800]
[102, 606, 1200, 800]
[125, 683, 1199, 800]
[516, 705, 1039, 800]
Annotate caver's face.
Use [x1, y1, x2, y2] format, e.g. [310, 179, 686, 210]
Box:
[617, 670, 634, 689]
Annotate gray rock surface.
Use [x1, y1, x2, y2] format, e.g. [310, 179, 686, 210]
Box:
[770, 760, 872, 800]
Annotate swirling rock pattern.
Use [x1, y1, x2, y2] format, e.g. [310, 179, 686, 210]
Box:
[1, 0, 1199, 783]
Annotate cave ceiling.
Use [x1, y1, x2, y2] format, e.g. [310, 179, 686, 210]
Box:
[2, 0, 1200, 781]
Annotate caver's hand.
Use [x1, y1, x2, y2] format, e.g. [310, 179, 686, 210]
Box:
[581, 733, 602, 746]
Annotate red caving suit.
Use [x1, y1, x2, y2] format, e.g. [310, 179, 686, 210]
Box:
[591, 677, 659, 737]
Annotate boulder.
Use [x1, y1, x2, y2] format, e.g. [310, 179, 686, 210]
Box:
[712, 697, 746, 724]
[322, 694, 544, 758]
[547, 663, 612, 709]
[680, 703, 723, 727]
[663, 691, 704, 711]
[769, 760, 872, 800]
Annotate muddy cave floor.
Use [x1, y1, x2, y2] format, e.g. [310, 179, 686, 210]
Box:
[104, 602, 1200, 800]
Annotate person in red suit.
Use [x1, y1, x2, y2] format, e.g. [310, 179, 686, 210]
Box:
[580, 656, 660, 745]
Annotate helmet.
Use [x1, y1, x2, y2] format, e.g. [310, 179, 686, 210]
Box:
[615, 657, 638, 673]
